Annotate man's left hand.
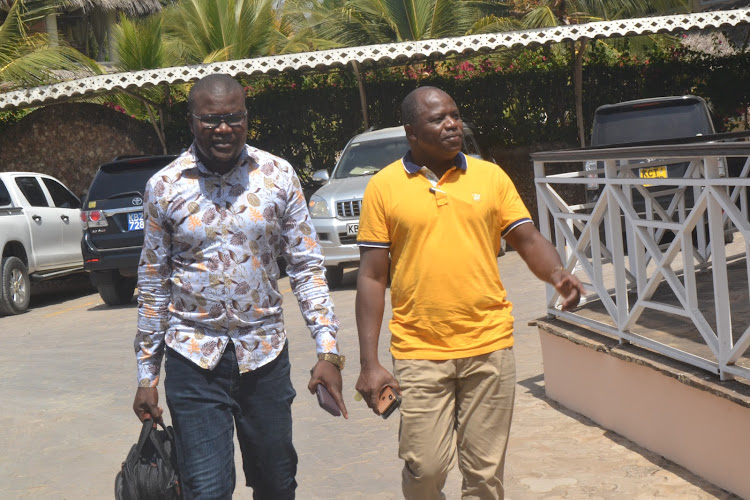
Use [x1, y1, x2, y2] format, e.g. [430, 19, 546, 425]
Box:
[309, 360, 349, 419]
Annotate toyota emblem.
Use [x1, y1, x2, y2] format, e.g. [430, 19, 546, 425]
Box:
[132, 197, 143, 206]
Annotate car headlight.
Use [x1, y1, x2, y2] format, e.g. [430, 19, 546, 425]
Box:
[308, 195, 331, 218]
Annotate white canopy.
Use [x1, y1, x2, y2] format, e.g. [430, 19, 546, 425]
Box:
[1, 7, 748, 111]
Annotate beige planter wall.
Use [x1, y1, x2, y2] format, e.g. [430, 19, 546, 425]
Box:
[539, 324, 750, 499]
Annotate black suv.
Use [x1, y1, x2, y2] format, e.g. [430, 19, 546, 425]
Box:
[81, 155, 177, 305]
[583, 95, 734, 248]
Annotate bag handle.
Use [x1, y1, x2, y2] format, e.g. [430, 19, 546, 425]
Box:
[135, 419, 156, 456]
[149, 427, 174, 467]
[137, 420, 172, 462]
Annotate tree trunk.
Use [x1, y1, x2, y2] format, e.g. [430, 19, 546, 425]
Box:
[351, 61, 369, 130]
[574, 37, 588, 147]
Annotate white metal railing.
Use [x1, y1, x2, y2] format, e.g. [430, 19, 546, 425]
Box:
[532, 140, 750, 382]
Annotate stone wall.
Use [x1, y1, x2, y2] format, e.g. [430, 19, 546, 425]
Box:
[0, 103, 161, 196]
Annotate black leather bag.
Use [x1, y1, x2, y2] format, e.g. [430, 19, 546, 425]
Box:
[115, 419, 180, 499]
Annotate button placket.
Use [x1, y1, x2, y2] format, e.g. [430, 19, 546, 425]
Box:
[419, 166, 450, 207]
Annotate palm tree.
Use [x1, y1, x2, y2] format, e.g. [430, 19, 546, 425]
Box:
[162, 0, 282, 64]
[110, 14, 175, 152]
[293, 0, 515, 47]
[514, 0, 690, 146]
[286, 0, 517, 128]
[0, 0, 100, 92]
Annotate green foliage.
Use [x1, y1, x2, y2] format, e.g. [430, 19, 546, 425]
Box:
[295, 0, 514, 47]
[0, 108, 30, 134]
[149, 44, 750, 188]
[113, 15, 170, 71]
[162, 0, 281, 63]
[0, 0, 102, 91]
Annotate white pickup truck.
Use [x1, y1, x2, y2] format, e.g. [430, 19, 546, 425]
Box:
[0, 172, 84, 315]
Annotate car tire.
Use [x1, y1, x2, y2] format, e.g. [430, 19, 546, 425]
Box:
[0, 256, 31, 315]
[326, 266, 344, 289]
[98, 274, 137, 306]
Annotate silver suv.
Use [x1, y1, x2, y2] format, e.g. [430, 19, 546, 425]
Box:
[307, 125, 486, 287]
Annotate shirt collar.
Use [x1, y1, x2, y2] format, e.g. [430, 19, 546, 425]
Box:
[189, 142, 251, 177]
[401, 151, 467, 174]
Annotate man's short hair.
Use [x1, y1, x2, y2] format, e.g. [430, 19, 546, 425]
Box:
[401, 86, 443, 125]
[187, 74, 244, 113]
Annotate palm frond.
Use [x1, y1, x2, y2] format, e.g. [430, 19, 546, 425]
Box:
[161, 0, 282, 63]
[1, 43, 101, 86]
[1, 0, 102, 90]
[521, 6, 560, 29]
[468, 15, 522, 35]
[113, 14, 170, 71]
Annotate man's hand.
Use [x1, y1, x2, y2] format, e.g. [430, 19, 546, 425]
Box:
[133, 387, 163, 425]
[309, 360, 349, 419]
[551, 268, 586, 311]
[355, 363, 401, 416]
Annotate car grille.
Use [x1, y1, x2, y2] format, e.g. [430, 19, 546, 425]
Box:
[339, 234, 358, 245]
[336, 200, 361, 218]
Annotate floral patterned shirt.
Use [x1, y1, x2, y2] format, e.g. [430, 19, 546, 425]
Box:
[135, 144, 339, 387]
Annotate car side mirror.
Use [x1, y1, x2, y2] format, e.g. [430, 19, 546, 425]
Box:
[312, 169, 330, 185]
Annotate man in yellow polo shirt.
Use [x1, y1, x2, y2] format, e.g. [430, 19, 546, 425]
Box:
[355, 86, 585, 500]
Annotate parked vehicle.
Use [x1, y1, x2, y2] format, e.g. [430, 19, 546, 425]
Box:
[80, 155, 177, 305]
[0, 172, 84, 315]
[583, 95, 733, 247]
[307, 125, 497, 288]
[585, 95, 720, 200]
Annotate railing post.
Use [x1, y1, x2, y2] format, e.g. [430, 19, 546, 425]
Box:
[705, 156, 734, 380]
[534, 160, 559, 318]
[603, 159, 629, 334]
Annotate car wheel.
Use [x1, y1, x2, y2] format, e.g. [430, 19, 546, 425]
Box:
[0, 256, 31, 315]
[98, 274, 137, 306]
[326, 266, 344, 289]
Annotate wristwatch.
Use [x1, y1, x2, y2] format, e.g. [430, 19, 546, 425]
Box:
[318, 353, 346, 370]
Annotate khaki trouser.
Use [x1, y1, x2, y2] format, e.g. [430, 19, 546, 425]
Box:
[394, 347, 516, 500]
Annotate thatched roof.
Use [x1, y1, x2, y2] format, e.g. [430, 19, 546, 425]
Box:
[0, 0, 162, 15]
[64, 0, 162, 15]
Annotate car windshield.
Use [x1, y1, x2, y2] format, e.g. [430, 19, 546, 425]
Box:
[333, 137, 411, 179]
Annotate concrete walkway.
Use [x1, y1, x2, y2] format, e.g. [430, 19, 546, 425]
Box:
[0, 251, 739, 499]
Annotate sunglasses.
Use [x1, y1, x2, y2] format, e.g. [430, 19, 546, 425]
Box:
[191, 111, 247, 129]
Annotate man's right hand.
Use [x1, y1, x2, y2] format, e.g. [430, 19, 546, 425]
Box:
[133, 387, 163, 425]
[355, 364, 401, 416]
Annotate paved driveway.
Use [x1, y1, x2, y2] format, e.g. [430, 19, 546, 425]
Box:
[0, 255, 737, 499]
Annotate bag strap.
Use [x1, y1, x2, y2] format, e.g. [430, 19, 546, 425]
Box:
[148, 424, 174, 467]
[135, 419, 155, 456]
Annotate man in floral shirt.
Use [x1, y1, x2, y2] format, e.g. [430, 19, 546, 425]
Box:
[132, 74, 347, 499]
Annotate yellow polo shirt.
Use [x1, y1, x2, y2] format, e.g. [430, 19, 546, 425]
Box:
[357, 152, 532, 360]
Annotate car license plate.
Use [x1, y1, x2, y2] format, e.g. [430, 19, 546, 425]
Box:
[346, 222, 359, 235]
[127, 212, 144, 231]
[639, 166, 667, 179]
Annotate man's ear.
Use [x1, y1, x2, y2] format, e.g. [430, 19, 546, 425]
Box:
[404, 124, 416, 142]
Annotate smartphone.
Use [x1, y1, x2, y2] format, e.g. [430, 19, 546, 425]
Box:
[377, 386, 401, 419]
[315, 384, 341, 417]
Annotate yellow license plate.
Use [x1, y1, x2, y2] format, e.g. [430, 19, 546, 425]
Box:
[639, 166, 667, 179]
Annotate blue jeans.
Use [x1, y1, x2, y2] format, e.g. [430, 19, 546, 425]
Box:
[164, 342, 297, 499]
